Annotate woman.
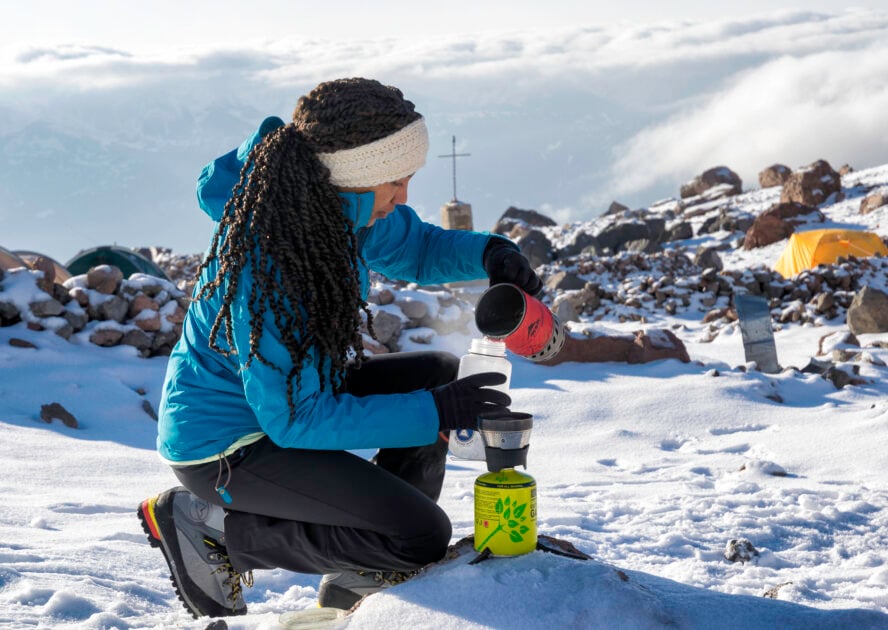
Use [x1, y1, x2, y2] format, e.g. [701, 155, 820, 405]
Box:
[138, 78, 542, 619]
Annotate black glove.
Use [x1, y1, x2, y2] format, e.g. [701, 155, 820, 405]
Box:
[483, 237, 543, 297]
[432, 372, 511, 432]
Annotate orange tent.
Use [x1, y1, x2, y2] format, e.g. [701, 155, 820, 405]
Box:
[774, 229, 888, 278]
[0, 246, 27, 272]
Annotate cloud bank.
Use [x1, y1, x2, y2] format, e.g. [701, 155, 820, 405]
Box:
[0, 9, 886, 259]
[610, 43, 888, 198]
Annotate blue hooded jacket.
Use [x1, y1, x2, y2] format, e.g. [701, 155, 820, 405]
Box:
[157, 117, 493, 462]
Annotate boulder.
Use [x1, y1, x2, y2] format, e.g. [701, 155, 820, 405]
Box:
[817, 331, 859, 357]
[545, 271, 587, 292]
[859, 188, 888, 215]
[557, 231, 601, 258]
[743, 213, 795, 250]
[395, 298, 429, 321]
[128, 294, 160, 318]
[151, 330, 180, 356]
[164, 304, 187, 326]
[69, 286, 90, 307]
[361, 335, 390, 355]
[491, 207, 556, 235]
[121, 328, 154, 352]
[699, 209, 755, 235]
[515, 229, 554, 269]
[551, 298, 580, 324]
[680, 166, 742, 199]
[29, 298, 65, 318]
[724, 538, 759, 564]
[780, 160, 842, 206]
[89, 327, 124, 347]
[665, 221, 693, 242]
[368, 310, 402, 346]
[847, 286, 888, 334]
[40, 402, 79, 428]
[694, 247, 724, 272]
[29, 256, 56, 294]
[812, 292, 836, 316]
[644, 217, 667, 245]
[94, 295, 130, 323]
[623, 239, 658, 254]
[595, 222, 651, 254]
[743, 202, 824, 249]
[63, 309, 89, 332]
[550, 284, 601, 323]
[134, 310, 162, 332]
[368, 287, 396, 306]
[86, 265, 124, 295]
[604, 201, 629, 216]
[758, 164, 792, 188]
[539, 329, 690, 366]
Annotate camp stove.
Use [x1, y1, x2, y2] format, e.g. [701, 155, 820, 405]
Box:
[473, 411, 537, 556]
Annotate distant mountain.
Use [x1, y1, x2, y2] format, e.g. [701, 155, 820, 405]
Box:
[0, 82, 658, 262]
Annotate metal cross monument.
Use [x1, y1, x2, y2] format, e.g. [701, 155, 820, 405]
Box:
[438, 136, 471, 202]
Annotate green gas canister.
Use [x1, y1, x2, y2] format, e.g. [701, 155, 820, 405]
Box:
[473, 412, 537, 556]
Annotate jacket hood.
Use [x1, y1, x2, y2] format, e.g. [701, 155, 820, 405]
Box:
[196, 116, 374, 230]
[197, 116, 285, 222]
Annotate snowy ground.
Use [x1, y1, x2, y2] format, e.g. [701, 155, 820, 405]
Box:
[1, 166, 888, 628]
[1, 283, 887, 629]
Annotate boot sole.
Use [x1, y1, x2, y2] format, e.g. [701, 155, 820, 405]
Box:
[317, 581, 363, 610]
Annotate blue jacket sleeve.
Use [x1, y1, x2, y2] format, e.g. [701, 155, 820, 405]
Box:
[229, 266, 441, 450]
[362, 205, 493, 283]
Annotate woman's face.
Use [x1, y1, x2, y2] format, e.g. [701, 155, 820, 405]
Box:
[341, 175, 413, 227]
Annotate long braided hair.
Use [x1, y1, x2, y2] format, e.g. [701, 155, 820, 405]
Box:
[196, 78, 422, 414]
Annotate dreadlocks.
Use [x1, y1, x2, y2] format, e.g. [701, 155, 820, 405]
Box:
[196, 78, 422, 415]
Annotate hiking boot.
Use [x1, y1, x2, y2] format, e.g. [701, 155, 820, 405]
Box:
[138, 487, 253, 618]
[317, 569, 418, 610]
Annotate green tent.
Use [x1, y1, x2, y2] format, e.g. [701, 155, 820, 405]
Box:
[66, 246, 170, 280]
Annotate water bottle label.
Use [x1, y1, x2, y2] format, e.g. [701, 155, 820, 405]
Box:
[448, 428, 486, 460]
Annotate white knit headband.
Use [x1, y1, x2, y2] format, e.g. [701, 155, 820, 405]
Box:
[316, 117, 429, 187]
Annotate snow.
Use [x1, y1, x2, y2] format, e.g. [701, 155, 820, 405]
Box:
[2, 172, 888, 629]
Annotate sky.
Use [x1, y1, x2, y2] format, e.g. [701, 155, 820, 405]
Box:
[1, 3, 888, 263]
[0, 160, 887, 627]
[3, 1, 882, 51]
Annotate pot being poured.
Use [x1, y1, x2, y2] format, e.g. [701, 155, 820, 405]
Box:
[474, 283, 565, 362]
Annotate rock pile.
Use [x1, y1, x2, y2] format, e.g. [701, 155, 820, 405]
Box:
[494, 158, 887, 340]
[2, 157, 885, 376]
[362, 280, 476, 354]
[138, 246, 203, 294]
[532, 247, 887, 338]
[1, 260, 189, 357]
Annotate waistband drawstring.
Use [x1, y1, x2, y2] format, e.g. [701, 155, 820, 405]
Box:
[215, 453, 233, 504]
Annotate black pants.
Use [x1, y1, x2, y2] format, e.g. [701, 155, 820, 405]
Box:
[172, 351, 458, 575]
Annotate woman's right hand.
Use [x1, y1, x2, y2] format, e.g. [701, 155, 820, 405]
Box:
[431, 373, 511, 432]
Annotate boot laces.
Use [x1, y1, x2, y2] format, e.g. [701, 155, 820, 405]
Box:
[204, 537, 254, 607]
[359, 569, 419, 586]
